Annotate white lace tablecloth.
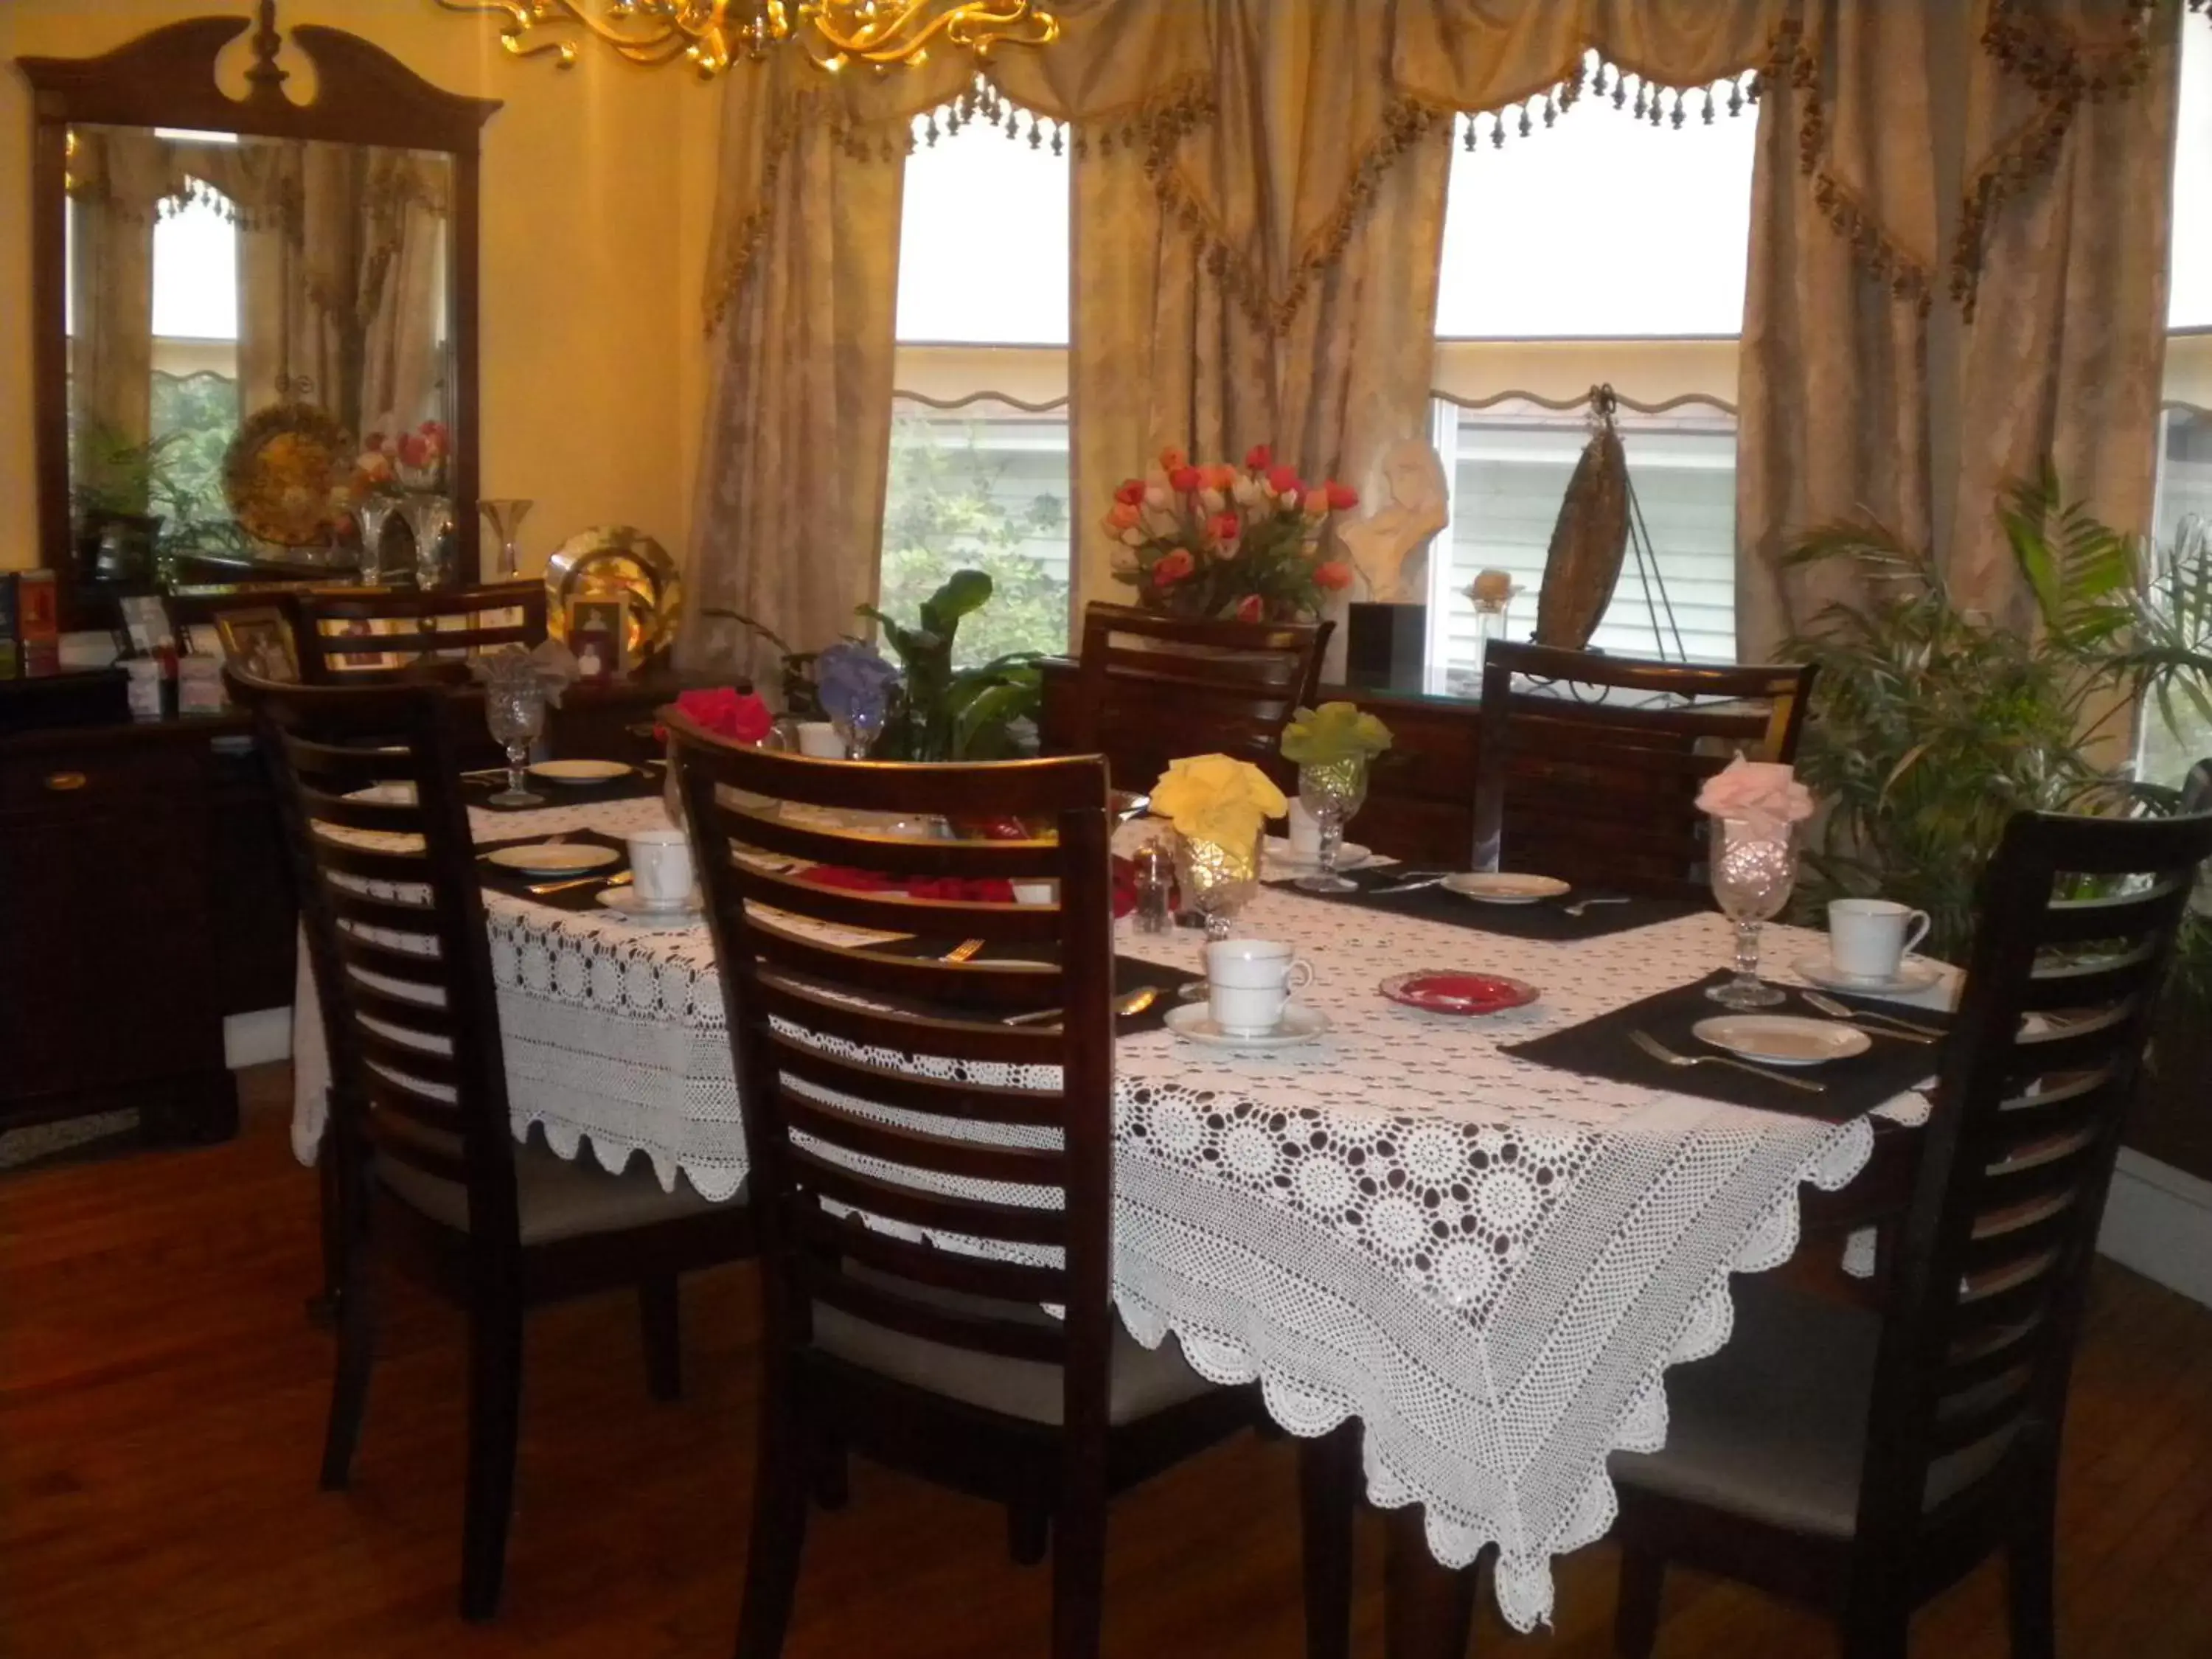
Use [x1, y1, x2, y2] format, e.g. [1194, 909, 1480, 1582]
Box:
[290, 798, 1933, 1630]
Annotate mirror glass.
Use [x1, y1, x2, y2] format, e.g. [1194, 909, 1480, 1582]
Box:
[64, 122, 455, 586]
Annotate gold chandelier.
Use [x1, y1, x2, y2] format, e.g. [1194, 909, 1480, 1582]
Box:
[434, 1, 1060, 79]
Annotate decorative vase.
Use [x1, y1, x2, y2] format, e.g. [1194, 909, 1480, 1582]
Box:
[353, 498, 401, 583]
[1470, 593, 1512, 682]
[479, 498, 533, 580]
[398, 492, 454, 589]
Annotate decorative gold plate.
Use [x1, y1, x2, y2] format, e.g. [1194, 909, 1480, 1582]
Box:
[545, 526, 684, 667]
[221, 402, 355, 549]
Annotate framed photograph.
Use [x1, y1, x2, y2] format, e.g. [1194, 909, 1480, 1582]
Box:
[567, 594, 629, 682]
[214, 606, 301, 684]
[119, 594, 175, 655]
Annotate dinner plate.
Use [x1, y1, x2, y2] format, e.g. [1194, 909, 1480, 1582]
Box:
[484, 843, 620, 876]
[1265, 837, 1371, 873]
[1377, 971, 1540, 1015]
[529, 759, 633, 785]
[1164, 1002, 1330, 1050]
[1441, 872, 1571, 904]
[1790, 954, 1946, 997]
[1692, 1014, 1872, 1066]
[595, 887, 704, 928]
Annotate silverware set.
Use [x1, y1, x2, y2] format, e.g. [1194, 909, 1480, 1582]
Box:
[1629, 1029, 1828, 1094]
[1797, 990, 1943, 1041]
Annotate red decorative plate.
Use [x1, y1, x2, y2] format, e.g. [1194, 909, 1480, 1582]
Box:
[1378, 971, 1540, 1015]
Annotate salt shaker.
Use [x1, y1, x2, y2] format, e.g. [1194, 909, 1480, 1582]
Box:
[1131, 839, 1174, 934]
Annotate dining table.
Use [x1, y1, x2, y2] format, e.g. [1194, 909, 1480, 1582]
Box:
[290, 778, 1953, 1652]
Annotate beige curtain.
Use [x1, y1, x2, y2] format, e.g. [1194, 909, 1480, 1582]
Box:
[1946, 0, 2180, 632]
[66, 129, 171, 455]
[1734, 0, 1940, 655]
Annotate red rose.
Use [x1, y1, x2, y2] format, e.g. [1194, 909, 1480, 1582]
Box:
[1209, 511, 1242, 544]
[671, 686, 773, 745]
[1167, 465, 1202, 493]
[1152, 548, 1196, 585]
[1234, 594, 1265, 623]
[1326, 481, 1360, 512]
[1245, 444, 1273, 471]
[397, 431, 432, 468]
[1158, 445, 1189, 472]
[1115, 478, 1146, 506]
[1267, 464, 1301, 496]
[1313, 560, 1354, 592]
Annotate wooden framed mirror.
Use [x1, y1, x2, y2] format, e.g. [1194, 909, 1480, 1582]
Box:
[15, 1, 499, 627]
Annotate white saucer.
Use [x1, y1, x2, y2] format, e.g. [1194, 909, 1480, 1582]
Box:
[1441, 872, 1571, 905]
[1692, 1014, 1872, 1067]
[595, 886, 704, 928]
[1266, 838, 1371, 873]
[1164, 1001, 1330, 1051]
[1790, 954, 1945, 997]
[530, 759, 633, 785]
[484, 843, 619, 876]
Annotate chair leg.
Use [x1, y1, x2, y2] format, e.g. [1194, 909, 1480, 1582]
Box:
[1613, 1543, 1666, 1659]
[809, 1429, 849, 1512]
[1008, 1498, 1051, 1567]
[307, 1118, 344, 1329]
[735, 1372, 812, 1659]
[2006, 1455, 2060, 1659]
[459, 1300, 526, 1623]
[1298, 1423, 1359, 1659]
[1049, 1484, 1108, 1659]
[316, 1239, 375, 1490]
[639, 1276, 682, 1403]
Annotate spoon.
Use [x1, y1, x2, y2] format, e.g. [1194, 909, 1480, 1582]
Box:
[1562, 895, 1629, 918]
[1798, 989, 1941, 1043]
[1001, 987, 1161, 1028]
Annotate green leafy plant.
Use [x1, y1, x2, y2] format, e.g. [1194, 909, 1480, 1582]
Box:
[860, 569, 1042, 762]
[70, 421, 184, 521]
[1781, 470, 2212, 972]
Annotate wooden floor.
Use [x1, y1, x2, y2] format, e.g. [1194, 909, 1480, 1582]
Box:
[4, 1066, 2211, 1659]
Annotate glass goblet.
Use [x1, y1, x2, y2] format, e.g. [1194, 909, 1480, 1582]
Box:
[833, 702, 885, 759]
[485, 678, 547, 807]
[1706, 816, 1798, 1008]
[1295, 758, 1369, 894]
[1171, 826, 1264, 999]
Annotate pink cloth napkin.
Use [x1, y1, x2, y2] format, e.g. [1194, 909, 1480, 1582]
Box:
[1694, 757, 1815, 840]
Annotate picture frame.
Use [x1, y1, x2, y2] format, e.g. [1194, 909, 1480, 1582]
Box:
[567, 594, 629, 682]
[214, 605, 301, 684]
[119, 594, 175, 656]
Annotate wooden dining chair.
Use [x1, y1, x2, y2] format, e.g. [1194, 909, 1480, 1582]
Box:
[666, 719, 1263, 1659]
[1471, 640, 1817, 898]
[243, 672, 754, 1621]
[1063, 602, 1332, 791]
[1606, 779, 2212, 1659]
[292, 580, 549, 684]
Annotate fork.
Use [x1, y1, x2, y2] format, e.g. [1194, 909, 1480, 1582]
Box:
[1630, 1029, 1827, 1094]
[941, 938, 987, 964]
[1798, 990, 1939, 1043]
[529, 870, 632, 897]
[1002, 987, 1162, 1028]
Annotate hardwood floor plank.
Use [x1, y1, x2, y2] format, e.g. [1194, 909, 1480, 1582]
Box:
[2, 1064, 2209, 1658]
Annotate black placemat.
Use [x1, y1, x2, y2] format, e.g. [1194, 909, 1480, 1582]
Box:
[1500, 970, 1952, 1121]
[869, 937, 1200, 1038]
[463, 767, 659, 812]
[1268, 863, 1708, 942]
[476, 828, 633, 911]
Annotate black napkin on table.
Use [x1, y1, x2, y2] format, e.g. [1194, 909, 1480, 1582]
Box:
[476, 828, 633, 911]
[866, 936, 1199, 1038]
[1499, 970, 1952, 1122]
[1270, 863, 1708, 942]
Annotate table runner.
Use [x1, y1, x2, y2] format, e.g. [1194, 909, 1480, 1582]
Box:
[291, 796, 1921, 1630]
[1267, 863, 1708, 942]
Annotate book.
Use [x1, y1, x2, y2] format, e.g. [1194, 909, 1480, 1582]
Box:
[17, 570, 58, 678]
[0, 573, 18, 681]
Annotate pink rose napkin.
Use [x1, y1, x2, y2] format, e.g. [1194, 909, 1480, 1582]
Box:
[1694, 756, 1815, 841]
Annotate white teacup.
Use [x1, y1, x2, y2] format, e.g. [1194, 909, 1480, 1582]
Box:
[1826, 898, 1932, 982]
[796, 721, 844, 759]
[1206, 939, 1315, 1034]
[627, 827, 695, 911]
[1285, 799, 1323, 858]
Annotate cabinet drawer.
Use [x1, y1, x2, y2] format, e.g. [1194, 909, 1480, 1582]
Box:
[0, 742, 201, 810]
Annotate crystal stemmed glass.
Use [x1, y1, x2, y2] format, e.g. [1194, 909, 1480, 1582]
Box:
[1171, 826, 1264, 999]
[1706, 817, 1798, 1008]
[484, 678, 547, 807]
[479, 498, 533, 580]
[834, 702, 886, 759]
[352, 498, 400, 582]
[1295, 758, 1369, 894]
[399, 493, 454, 589]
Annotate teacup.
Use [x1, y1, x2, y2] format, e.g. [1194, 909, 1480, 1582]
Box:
[1206, 939, 1316, 1034]
[1286, 800, 1323, 858]
[627, 827, 695, 911]
[1826, 897, 1932, 982]
[795, 721, 845, 759]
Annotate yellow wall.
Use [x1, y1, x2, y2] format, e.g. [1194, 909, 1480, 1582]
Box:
[0, 0, 725, 575]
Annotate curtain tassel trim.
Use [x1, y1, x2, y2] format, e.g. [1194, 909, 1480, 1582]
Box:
[1447, 51, 1761, 155]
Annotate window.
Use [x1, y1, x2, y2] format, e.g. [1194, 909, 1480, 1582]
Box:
[883, 95, 1072, 661]
[150, 182, 242, 532]
[2146, 21, 2212, 786]
[1427, 55, 1758, 689]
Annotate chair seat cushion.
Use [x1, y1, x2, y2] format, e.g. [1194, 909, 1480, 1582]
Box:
[810, 1265, 1214, 1427]
[380, 1135, 740, 1245]
[1609, 1276, 2014, 1538]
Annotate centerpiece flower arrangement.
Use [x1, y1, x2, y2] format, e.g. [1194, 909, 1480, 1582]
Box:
[1150, 754, 1289, 940]
[1107, 445, 1360, 622]
[1280, 701, 1393, 891]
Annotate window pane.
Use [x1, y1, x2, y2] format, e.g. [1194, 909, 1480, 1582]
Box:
[1429, 397, 1740, 689]
[2143, 408, 2212, 784]
[151, 188, 239, 341]
[881, 398, 1071, 659]
[896, 115, 1069, 345]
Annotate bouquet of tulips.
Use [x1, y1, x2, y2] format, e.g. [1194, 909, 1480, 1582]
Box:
[1106, 444, 1360, 622]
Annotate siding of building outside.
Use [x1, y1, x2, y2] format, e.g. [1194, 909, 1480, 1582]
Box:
[1430, 399, 1740, 686]
[2146, 403, 2212, 785]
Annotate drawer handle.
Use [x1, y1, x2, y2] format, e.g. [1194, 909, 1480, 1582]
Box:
[44, 771, 88, 793]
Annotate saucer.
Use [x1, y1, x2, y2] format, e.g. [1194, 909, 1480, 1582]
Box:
[1266, 837, 1371, 874]
[1692, 1014, 1872, 1067]
[529, 759, 633, 785]
[1441, 872, 1571, 905]
[1790, 954, 1945, 997]
[1164, 1002, 1330, 1050]
[484, 843, 620, 876]
[595, 887, 704, 928]
[1378, 971, 1540, 1015]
